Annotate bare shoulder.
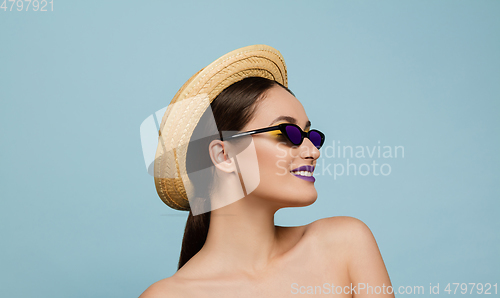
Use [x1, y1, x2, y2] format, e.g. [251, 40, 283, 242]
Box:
[303, 216, 376, 256]
[305, 216, 373, 240]
[139, 276, 184, 298]
[306, 216, 393, 295]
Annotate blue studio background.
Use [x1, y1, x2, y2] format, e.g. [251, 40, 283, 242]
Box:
[1, 1, 499, 297]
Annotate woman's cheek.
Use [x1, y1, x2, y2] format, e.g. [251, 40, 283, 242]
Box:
[275, 159, 290, 176]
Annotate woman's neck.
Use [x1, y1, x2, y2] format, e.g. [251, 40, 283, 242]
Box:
[184, 197, 286, 279]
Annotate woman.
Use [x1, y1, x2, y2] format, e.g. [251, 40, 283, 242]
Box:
[141, 45, 394, 297]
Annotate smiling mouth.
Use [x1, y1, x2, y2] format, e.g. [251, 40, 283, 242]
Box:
[289, 165, 315, 182]
[289, 170, 316, 182]
[290, 171, 314, 177]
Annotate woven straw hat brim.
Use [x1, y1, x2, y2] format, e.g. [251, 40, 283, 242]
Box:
[154, 45, 288, 211]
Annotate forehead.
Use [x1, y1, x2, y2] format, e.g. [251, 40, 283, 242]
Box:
[243, 85, 309, 130]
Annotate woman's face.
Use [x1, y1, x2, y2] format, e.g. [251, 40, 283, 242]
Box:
[238, 85, 321, 208]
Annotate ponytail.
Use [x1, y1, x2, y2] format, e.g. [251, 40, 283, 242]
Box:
[178, 210, 211, 270]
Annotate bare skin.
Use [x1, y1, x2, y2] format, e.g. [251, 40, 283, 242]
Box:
[140, 86, 394, 297]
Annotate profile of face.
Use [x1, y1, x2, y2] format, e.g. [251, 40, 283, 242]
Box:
[209, 85, 321, 211]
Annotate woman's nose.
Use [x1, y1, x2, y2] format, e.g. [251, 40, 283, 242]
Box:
[300, 137, 320, 160]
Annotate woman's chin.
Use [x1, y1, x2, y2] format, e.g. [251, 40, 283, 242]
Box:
[298, 195, 318, 207]
[282, 193, 318, 208]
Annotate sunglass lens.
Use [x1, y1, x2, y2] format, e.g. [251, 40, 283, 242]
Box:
[309, 130, 323, 148]
[285, 125, 303, 145]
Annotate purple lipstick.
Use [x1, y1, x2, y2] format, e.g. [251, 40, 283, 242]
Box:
[290, 165, 315, 182]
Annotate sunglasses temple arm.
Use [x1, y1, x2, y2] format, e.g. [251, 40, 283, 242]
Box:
[227, 125, 281, 139]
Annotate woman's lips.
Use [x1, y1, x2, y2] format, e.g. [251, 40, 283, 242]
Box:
[291, 173, 316, 182]
[290, 165, 315, 182]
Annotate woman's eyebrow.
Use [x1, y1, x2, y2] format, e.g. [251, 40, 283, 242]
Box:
[269, 115, 296, 125]
[269, 116, 311, 129]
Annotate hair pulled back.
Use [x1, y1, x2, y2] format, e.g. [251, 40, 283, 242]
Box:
[178, 77, 292, 270]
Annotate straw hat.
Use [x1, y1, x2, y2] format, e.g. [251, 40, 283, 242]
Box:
[154, 45, 288, 211]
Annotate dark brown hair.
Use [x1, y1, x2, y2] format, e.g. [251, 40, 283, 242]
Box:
[178, 77, 293, 270]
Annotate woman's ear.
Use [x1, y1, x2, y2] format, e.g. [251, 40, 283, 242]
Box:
[208, 139, 236, 173]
